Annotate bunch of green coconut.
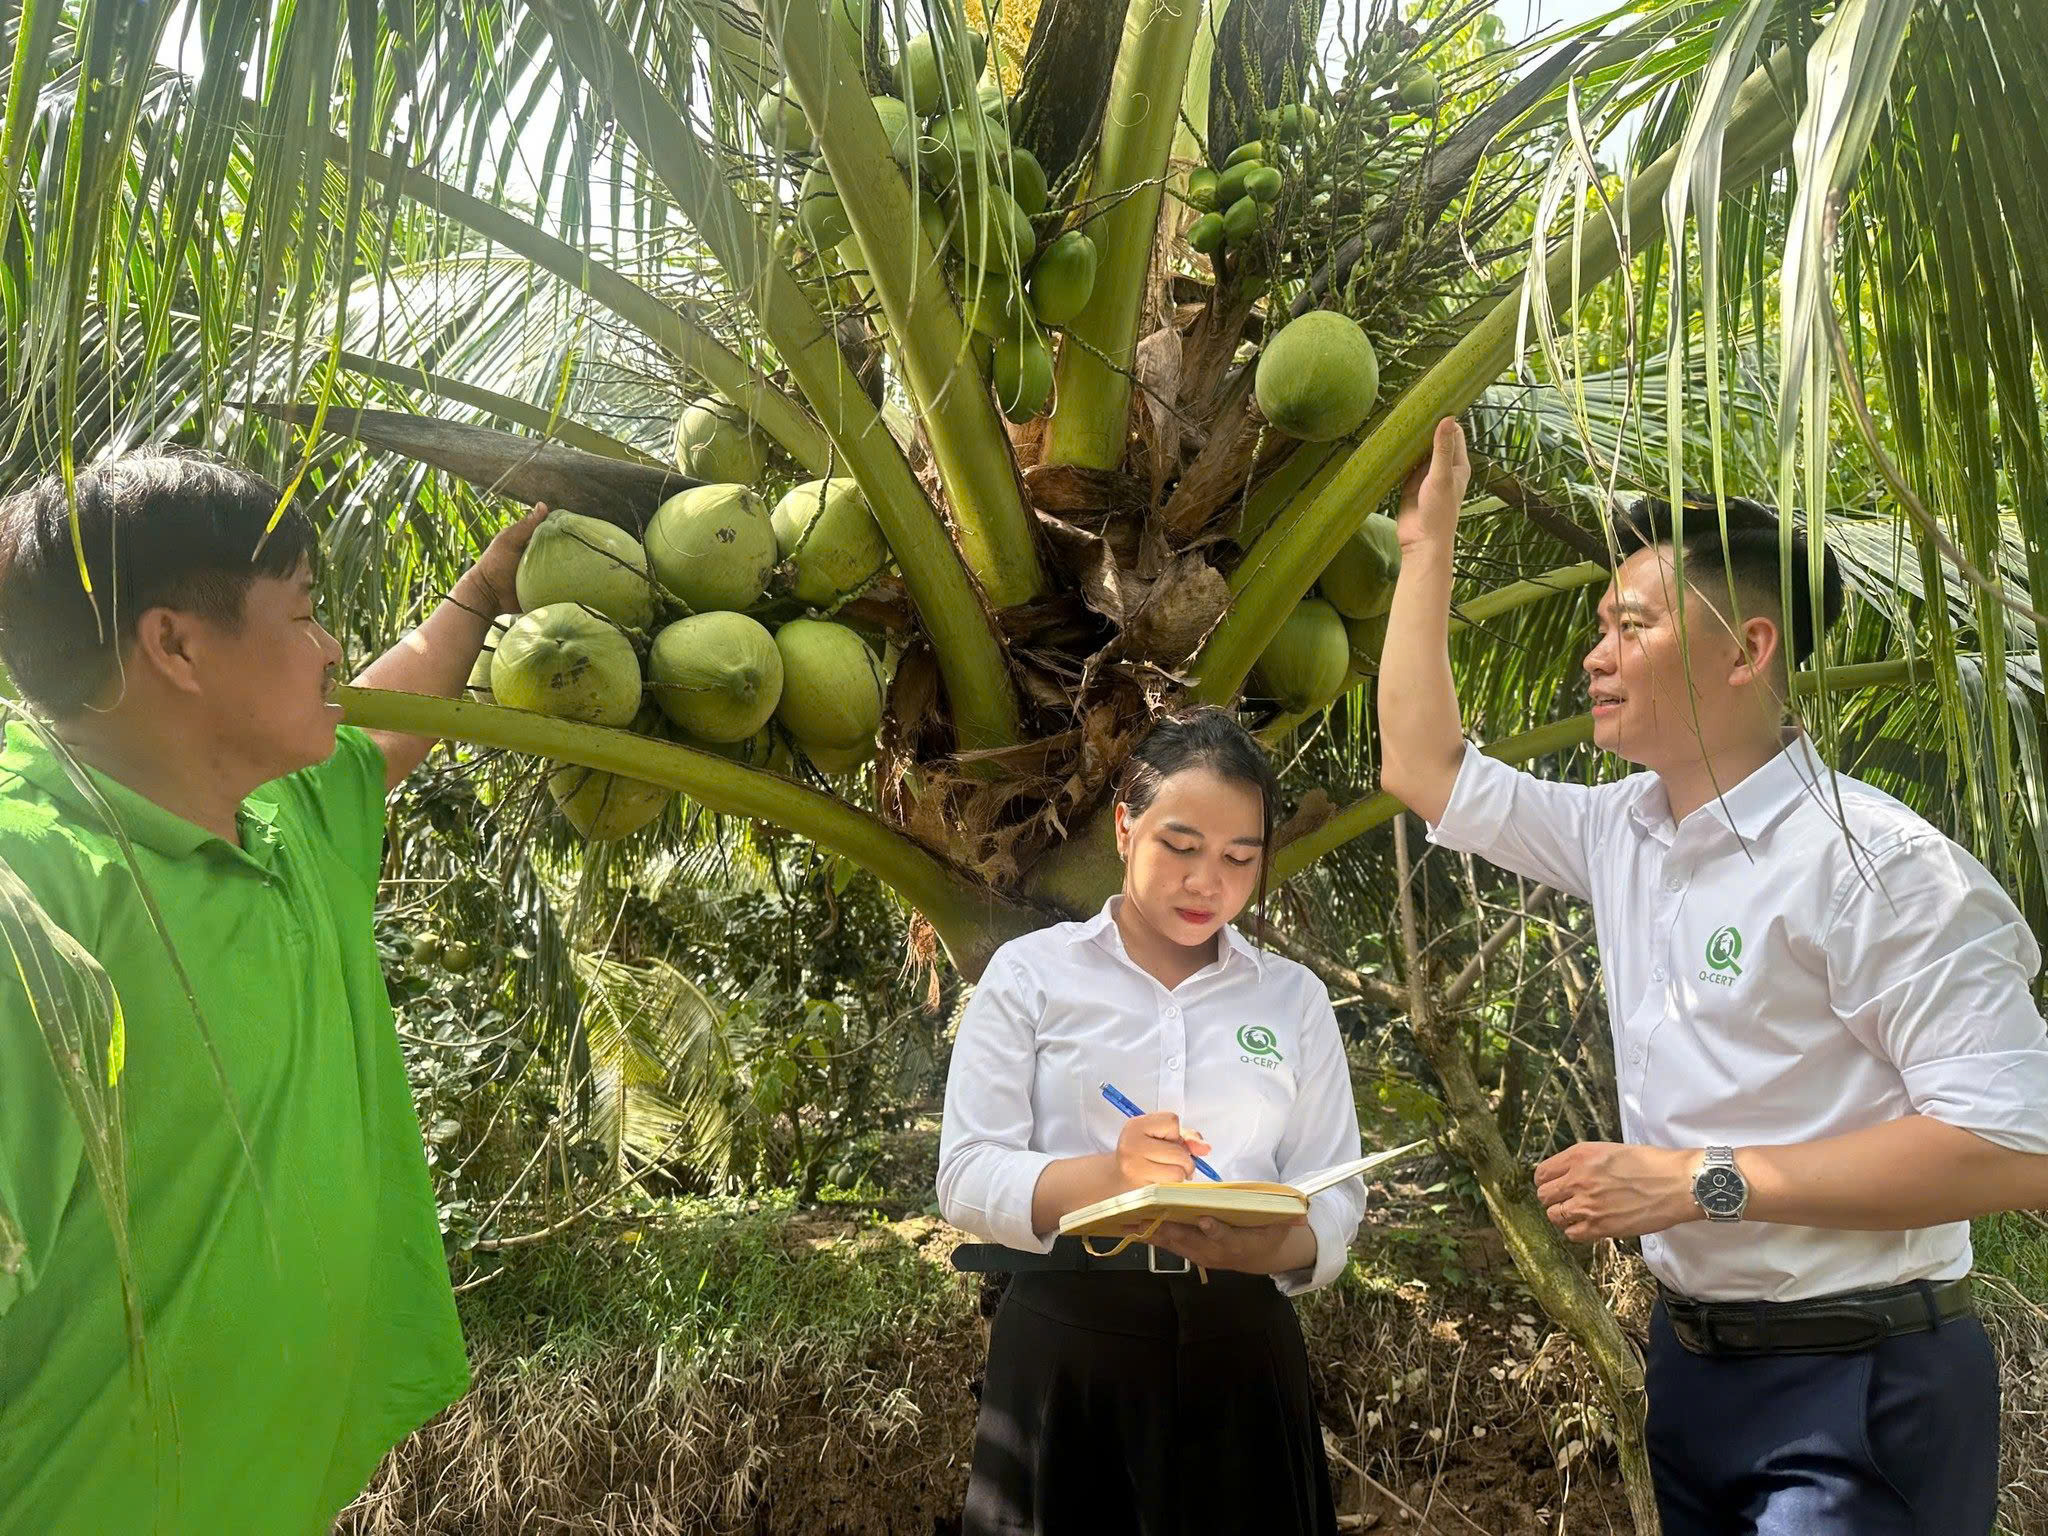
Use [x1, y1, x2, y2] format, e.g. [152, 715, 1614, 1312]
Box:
[762, 24, 1099, 426]
[1239, 303, 1403, 717]
[469, 476, 894, 842]
[1183, 102, 1323, 258]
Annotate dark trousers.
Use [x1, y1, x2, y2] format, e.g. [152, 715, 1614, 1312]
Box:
[963, 1268, 1337, 1536]
[1646, 1300, 2001, 1535]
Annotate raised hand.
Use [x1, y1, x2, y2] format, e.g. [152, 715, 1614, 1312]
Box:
[1396, 417, 1471, 554]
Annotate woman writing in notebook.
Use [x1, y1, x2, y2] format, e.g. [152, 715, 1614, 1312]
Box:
[938, 706, 1363, 1535]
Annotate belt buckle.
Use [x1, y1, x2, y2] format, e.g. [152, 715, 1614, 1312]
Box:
[1147, 1243, 1190, 1275]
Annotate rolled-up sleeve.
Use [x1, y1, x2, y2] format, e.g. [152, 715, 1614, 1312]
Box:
[1271, 983, 1363, 1296]
[1825, 835, 2048, 1151]
[1424, 743, 1604, 904]
[937, 953, 1060, 1252]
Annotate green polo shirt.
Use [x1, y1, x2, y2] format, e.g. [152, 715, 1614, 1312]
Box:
[0, 724, 468, 1535]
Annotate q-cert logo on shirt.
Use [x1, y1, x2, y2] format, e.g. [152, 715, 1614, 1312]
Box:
[1237, 1024, 1285, 1070]
[1699, 925, 1744, 988]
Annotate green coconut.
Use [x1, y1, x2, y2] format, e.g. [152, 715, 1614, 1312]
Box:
[992, 329, 1054, 422]
[1397, 66, 1440, 111]
[756, 86, 812, 153]
[673, 398, 768, 484]
[490, 603, 643, 727]
[896, 29, 986, 113]
[1221, 194, 1263, 244]
[1188, 212, 1226, 254]
[514, 508, 656, 630]
[1255, 310, 1381, 442]
[466, 615, 515, 699]
[1252, 598, 1351, 713]
[1346, 610, 1391, 675]
[773, 618, 887, 748]
[872, 94, 917, 168]
[1244, 165, 1284, 204]
[803, 735, 876, 776]
[1262, 103, 1320, 141]
[1008, 148, 1048, 219]
[1225, 140, 1267, 169]
[917, 190, 956, 255]
[1028, 230, 1098, 326]
[1187, 168, 1221, 212]
[948, 182, 1034, 271]
[923, 108, 1010, 187]
[798, 165, 853, 249]
[1217, 159, 1262, 206]
[771, 478, 891, 608]
[830, 0, 876, 62]
[645, 483, 779, 613]
[548, 704, 677, 841]
[695, 722, 797, 774]
[1319, 512, 1403, 619]
[649, 611, 784, 742]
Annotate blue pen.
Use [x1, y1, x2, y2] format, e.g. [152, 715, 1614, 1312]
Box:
[1100, 1081, 1221, 1181]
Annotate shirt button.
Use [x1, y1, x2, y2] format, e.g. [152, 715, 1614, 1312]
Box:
[1164, 1004, 1180, 1019]
[1166, 1055, 1182, 1070]
[1629, 1046, 1645, 1064]
[1652, 966, 1666, 982]
[1665, 877, 1681, 891]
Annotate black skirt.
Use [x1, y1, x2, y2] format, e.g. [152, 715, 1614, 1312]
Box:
[963, 1268, 1338, 1536]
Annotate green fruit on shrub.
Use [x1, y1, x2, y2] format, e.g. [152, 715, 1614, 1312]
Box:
[515, 509, 655, 631]
[773, 618, 887, 748]
[976, 79, 1008, 118]
[1009, 147, 1048, 219]
[1397, 66, 1440, 110]
[1346, 610, 1391, 675]
[1255, 310, 1382, 442]
[439, 940, 478, 975]
[673, 397, 768, 484]
[696, 723, 796, 774]
[1253, 598, 1352, 713]
[1262, 103, 1321, 141]
[1028, 230, 1098, 326]
[922, 108, 1010, 186]
[918, 190, 955, 253]
[1319, 513, 1403, 619]
[1244, 165, 1284, 204]
[490, 604, 642, 727]
[1187, 168, 1220, 212]
[798, 165, 852, 248]
[771, 478, 891, 607]
[548, 703, 676, 841]
[756, 86, 812, 152]
[410, 932, 444, 966]
[1222, 194, 1262, 243]
[948, 183, 1034, 271]
[1225, 140, 1267, 168]
[1189, 213, 1226, 254]
[645, 484, 779, 613]
[649, 611, 784, 742]
[992, 329, 1054, 422]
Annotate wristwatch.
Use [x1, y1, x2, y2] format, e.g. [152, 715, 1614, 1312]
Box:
[1692, 1146, 1748, 1222]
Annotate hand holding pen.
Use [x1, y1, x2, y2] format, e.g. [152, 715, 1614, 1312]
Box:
[1101, 1081, 1222, 1183]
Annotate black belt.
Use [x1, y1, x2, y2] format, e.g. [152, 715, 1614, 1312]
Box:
[1658, 1276, 1974, 1357]
[951, 1237, 1198, 1276]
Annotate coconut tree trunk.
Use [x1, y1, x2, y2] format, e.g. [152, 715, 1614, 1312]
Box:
[1009, 0, 1133, 190]
[1391, 815, 1661, 1536]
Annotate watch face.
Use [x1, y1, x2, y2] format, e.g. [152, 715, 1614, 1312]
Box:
[1697, 1166, 1744, 1217]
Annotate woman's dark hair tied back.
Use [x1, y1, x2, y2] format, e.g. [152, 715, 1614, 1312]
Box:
[1117, 704, 1282, 934]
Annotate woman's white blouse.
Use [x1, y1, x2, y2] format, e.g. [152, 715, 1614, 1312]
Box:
[937, 897, 1365, 1295]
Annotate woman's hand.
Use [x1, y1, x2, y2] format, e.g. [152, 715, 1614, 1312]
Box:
[1115, 1112, 1211, 1188]
[1149, 1215, 1315, 1276]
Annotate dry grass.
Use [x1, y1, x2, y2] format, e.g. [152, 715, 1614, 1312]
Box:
[340, 1199, 2048, 1535]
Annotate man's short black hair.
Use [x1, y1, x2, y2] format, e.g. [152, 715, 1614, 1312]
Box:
[1609, 493, 1845, 666]
[0, 451, 318, 716]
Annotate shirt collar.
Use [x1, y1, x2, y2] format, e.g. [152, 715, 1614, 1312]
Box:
[0, 720, 276, 861]
[1627, 731, 1833, 848]
[1072, 894, 1266, 978]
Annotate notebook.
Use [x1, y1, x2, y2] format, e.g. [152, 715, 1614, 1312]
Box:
[1057, 1139, 1430, 1238]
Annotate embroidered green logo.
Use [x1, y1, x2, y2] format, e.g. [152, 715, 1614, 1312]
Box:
[1705, 926, 1744, 976]
[1237, 1024, 1283, 1061]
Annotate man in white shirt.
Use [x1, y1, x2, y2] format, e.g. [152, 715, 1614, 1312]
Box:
[1376, 417, 2048, 1534]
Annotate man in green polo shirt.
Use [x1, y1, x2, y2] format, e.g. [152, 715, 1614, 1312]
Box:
[0, 452, 546, 1534]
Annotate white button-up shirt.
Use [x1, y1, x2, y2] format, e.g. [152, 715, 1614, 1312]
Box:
[937, 897, 1365, 1294]
[1429, 733, 2048, 1302]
